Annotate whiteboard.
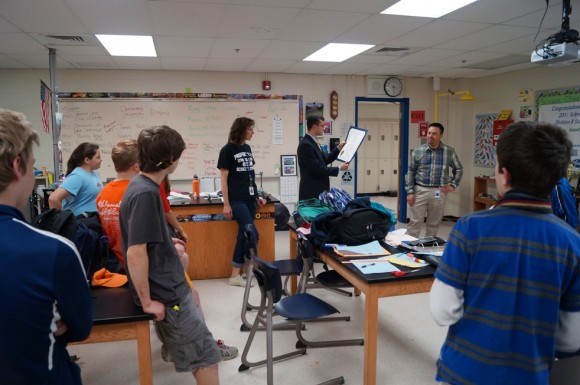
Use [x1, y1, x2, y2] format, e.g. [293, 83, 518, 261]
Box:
[58, 97, 301, 180]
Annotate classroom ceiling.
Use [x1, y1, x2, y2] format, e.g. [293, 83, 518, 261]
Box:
[0, 0, 577, 79]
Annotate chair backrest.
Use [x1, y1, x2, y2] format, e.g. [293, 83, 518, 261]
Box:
[253, 256, 284, 303]
[296, 233, 316, 292]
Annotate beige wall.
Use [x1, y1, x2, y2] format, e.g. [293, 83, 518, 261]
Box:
[1, 64, 576, 217]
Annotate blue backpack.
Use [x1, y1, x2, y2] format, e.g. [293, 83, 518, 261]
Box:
[551, 177, 579, 228]
[318, 187, 353, 213]
[31, 209, 122, 280]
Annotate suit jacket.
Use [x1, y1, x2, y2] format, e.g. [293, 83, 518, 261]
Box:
[297, 134, 341, 200]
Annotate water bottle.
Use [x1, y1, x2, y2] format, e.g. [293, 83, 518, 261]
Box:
[192, 174, 200, 199]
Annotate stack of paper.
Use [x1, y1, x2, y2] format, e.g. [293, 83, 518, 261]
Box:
[350, 256, 400, 274]
[385, 229, 417, 247]
[332, 240, 390, 258]
[168, 191, 191, 205]
[387, 253, 429, 268]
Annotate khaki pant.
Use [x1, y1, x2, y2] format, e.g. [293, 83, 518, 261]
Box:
[407, 185, 447, 238]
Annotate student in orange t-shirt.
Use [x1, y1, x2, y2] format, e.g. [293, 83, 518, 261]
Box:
[97, 139, 238, 361]
[96, 140, 139, 269]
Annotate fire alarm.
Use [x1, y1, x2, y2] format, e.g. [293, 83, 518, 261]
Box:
[262, 80, 271, 90]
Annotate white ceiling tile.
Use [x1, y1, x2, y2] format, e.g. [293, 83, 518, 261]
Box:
[244, 59, 295, 73]
[436, 25, 538, 51]
[6, 53, 73, 68]
[111, 57, 162, 70]
[159, 57, 207, 71]
[204, 57, 253, 72]
[0, 0, 89, 33]
[0, 15, 19, 32]
[392, 48, 467, 66]
[444, 0, 549, 24]
[0, 33, 49, 54]
[258, 41, 323, 61]
[308, 0, 393, 13]
[154, 36, 215, 58]
[337, 14, 432, 45]
[217, 5, 301, 40]
[321, 61, 380, 75]
[276, 9, 369, 42]
[386, 20, 491, 48]
[431, 51, 507, 68]
[208, 38, 270, 59]
[150, 1, 226, 37]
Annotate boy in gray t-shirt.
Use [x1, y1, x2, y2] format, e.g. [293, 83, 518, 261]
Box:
[120, 125, 220, 383]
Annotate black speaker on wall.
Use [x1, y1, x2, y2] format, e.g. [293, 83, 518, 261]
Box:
[329, 137, 340, 152]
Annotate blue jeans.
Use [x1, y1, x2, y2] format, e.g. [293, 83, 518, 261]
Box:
[231, 199, 258, 268]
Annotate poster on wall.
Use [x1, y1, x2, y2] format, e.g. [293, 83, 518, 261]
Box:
[474, 113, 498, 168]
[536, 87, 580, 167]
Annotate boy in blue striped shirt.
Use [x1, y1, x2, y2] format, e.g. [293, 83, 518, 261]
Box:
[430, 121, 580, 385]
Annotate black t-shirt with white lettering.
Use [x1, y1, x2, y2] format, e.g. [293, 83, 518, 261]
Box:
[217, 142, 257, 201]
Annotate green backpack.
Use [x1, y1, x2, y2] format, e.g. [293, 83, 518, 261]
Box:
[293, 198, 336, 226]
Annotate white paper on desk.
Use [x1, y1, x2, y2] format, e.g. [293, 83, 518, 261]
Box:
[337, 126, 367, 163]
[387, 253, 429, 268]
[385, 229, 418, 247]
[352, 256, 400, 274]
[334, 240, 389, 256]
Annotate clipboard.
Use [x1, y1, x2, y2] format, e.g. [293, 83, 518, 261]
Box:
[337, 126, 367, 163]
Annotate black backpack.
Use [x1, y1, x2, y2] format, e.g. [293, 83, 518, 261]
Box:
[310, 207, 390, 247]
[31, 209, 122, 280]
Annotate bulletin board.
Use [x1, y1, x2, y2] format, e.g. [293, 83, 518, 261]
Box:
[473, 113, 498, 168]
[58, 93, 303, 180]
[536, 86, 580, 166]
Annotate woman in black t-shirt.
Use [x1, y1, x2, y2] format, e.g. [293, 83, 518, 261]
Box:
[218, 117, 266, 287]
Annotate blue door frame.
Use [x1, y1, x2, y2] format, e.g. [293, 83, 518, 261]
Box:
[354, 97, 410, 222]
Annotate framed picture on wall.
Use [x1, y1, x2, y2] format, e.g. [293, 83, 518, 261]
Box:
[281, 155, 297, 176]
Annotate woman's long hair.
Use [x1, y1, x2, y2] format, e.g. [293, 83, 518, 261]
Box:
[66, 142, 99, 176]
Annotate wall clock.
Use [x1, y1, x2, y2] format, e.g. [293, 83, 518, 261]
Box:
[383, 77, 403, 97]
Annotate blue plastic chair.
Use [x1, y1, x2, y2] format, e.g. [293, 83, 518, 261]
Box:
[240, 224, 303, 331]
[238, 254, 362, 384]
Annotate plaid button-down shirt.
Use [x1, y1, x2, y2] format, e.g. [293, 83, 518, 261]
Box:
[405, 142, 463, 194]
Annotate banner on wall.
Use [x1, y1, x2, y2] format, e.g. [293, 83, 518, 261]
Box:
[537, 89, 580, 166]
[492, 119, 513, 146]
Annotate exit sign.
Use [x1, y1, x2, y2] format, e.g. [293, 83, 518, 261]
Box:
[411, 110, 425, 123]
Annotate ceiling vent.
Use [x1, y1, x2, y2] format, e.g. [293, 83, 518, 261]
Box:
[34, 34, 99, 46]
[46, 35, 85, 43]
[373, 47, 411, 56]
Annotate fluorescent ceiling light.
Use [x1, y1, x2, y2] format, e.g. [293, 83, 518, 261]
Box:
[303, 43, 375, 62]
[96, 34, 157, 57]
[381, 0, 478, 18]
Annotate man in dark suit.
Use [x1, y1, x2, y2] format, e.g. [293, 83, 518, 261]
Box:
[297, 115, 348, 200]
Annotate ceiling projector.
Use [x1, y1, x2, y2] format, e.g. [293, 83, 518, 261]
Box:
[531, 42, 580, 66]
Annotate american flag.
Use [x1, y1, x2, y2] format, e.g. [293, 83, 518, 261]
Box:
[40, 80, 51, 133]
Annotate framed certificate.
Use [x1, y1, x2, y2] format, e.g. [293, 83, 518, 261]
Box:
[281, 155, 297, 176]
[337, 126, 367, 163]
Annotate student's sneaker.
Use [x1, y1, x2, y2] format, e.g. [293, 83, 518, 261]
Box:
[216, 339, 238, 360]
[227, 275, 252, 287]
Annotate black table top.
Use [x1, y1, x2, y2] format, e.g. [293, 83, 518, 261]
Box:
[288, 221, 436, 285]
[321, 242, 436, 285]
[169, 193, 279, 207]
[91, 286, 153, 325]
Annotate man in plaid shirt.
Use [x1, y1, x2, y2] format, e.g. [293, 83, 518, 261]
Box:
[405, 122, 463, 238]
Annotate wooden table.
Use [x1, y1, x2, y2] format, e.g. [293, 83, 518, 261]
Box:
[172, 198, 276, 279]
[73, 287, 154, 385]
[289, 228, 435, 385]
